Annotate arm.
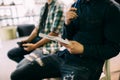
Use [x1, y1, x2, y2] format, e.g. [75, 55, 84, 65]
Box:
[34, 3, 64, 48]
[23, 3, 64, 51]
[22, 6, 45, 43]
[62, 7, 78, 40]
[33, 32, 59, 48]
[23, 32, 59, 51]
[21, 27, 38, 43]
[34, 4, 64, 48]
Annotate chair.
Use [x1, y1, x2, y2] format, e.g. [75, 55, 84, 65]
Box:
[100, 60, 111, 80]
[104, 60, 111, 80]
[17, 24, 35, 37]
[0, 26, 17, 41]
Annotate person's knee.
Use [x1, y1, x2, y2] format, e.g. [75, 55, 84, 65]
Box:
[7, 49, 16, 59]
[10, 72, 16, 80]
[10, 70, 24, 80]
[7, 47, 24, 62]
[17, 58, 31, 68]
[11, 60, 42, 80]
[10, 62, 32, 80]
[10, 71, 19, 80]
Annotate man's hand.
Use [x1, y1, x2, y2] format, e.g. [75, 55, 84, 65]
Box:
[60, 41, 84, 54]
[22, 43, 36, 51]
[21, 39, 30, 43]
[65, 7, 78, 25]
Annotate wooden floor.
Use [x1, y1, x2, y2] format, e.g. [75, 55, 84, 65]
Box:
[0, 38, 120, 80]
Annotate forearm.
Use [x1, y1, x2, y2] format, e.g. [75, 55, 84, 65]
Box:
[27, 28, 38, 42]
[63, 27, 120, 60]
[34, 32, 59, 48]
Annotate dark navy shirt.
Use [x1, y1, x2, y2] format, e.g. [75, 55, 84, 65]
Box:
[60, 0, 120, 79]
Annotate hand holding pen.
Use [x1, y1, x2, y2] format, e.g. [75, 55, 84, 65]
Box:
[64, 0, 80, 25]
[65, 7, 78, 25]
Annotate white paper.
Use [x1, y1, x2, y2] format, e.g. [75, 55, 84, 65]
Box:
[39, 33, 70, 44]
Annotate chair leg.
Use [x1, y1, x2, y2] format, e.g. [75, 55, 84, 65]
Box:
[99, 60, 111, 80]
[105, 60, 111, 80]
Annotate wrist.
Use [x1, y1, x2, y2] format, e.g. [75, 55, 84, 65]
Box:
[65, 18, 71, 25]
[80, 44, 84, 54]
[33, 44, 38, 49]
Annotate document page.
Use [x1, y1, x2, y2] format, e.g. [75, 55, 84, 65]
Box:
[39, 33, 70, 44]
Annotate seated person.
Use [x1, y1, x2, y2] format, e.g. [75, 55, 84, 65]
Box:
[7, 0, 64, 63]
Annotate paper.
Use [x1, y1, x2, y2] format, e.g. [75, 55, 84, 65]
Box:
[39, 33, 70, 44]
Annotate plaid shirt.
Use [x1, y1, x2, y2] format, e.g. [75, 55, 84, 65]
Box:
[37, 0, 64, 54]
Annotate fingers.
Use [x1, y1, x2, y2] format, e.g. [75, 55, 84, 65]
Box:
[22, 43, 28, 47]
[60, 42, 71, 49]
[22, 43, 31, 47]
[23, 43, 35, 51]
[69, 7, 77, 11]
[66, 7, 78, 20]
[23, 43, 30, 51]
[68, 12, 77, 18]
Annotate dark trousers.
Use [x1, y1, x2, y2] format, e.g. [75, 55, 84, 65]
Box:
[7, 36, 41, 63]
[7, 47, 32, 62]
[11, 51, 93, 80]
[11, 54, 62, 80]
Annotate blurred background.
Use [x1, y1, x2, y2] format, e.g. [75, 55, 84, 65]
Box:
[0, 0, 120, 80]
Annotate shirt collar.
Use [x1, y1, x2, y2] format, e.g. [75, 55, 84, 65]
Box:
[77, 0, 103, 4]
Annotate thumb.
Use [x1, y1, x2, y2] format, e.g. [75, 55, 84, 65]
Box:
[22, 43, 29, 47]
[65, 39, 71, 44]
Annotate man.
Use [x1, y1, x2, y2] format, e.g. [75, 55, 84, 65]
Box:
[10, 0, 120, 80]
[7, 0, 64, 63]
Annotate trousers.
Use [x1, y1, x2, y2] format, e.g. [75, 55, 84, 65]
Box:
[7, 36, 41, 62]
[11, 50, 92, 80]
